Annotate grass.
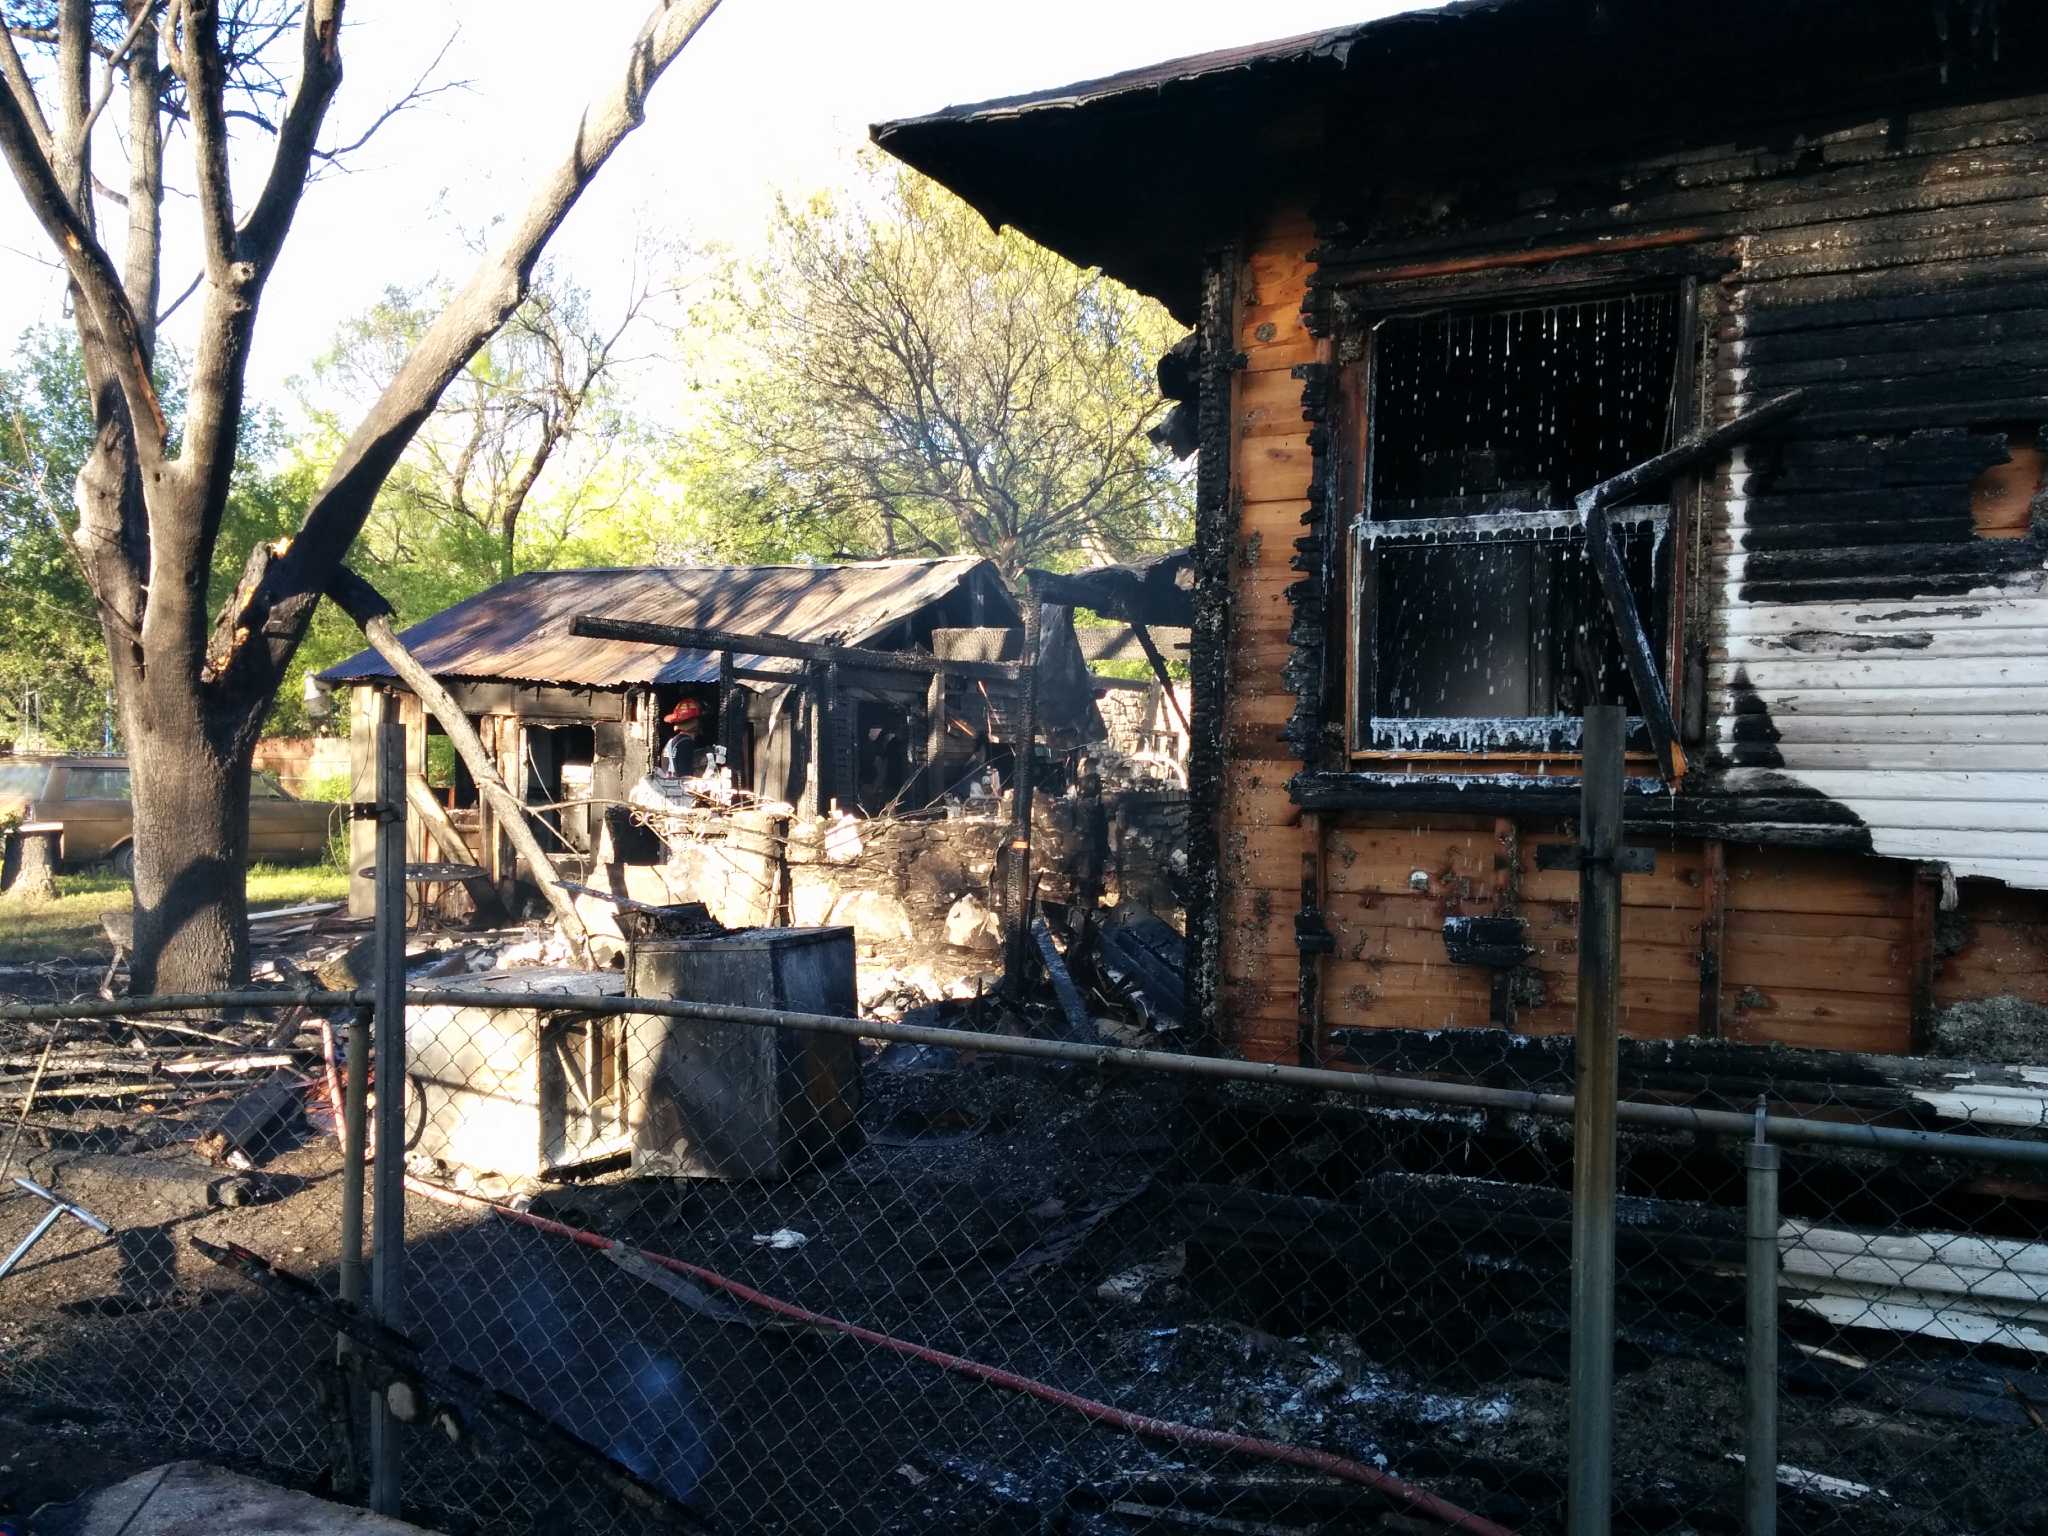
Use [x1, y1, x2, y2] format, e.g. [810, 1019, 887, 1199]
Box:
[0, 862, 349, 965]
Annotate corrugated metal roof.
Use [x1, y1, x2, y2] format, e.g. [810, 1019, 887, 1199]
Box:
[320, 557, 1010, 691]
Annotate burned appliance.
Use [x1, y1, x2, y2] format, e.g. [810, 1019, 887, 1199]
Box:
[406, 968, 632, 1178]
[626, 926, 863, 1180]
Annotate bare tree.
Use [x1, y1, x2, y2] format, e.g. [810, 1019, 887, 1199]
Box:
[0, 0, 721, 992]
[310, 261, 662, 585]
[684, 160, 1191, 578]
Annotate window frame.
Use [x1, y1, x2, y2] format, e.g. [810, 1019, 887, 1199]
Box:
[1339, 275, 1703, 770]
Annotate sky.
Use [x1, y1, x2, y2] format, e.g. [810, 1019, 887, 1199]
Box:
[0, 0, 1429, 414]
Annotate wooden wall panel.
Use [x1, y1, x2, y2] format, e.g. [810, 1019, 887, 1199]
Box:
[1213, 109, 2048, 1060]
[1217, 215, 1321, 1050]
[1934, 880, 2048, 1009]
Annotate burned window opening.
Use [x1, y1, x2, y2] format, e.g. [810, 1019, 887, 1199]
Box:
[1352, 288, 1684, 757]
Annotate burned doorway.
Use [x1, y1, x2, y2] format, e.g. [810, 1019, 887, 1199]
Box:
[1350, 287, 1686, 755]
[524, 722, 596, 855]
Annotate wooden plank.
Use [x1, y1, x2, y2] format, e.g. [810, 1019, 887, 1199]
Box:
[1711, 715, 2048, 747]
[1705, 767, 2048, 801]
[1715, 596, 2048, 637]
[1238, 497, 1314, 546]
[1725, 848, 1907, 918]
[1720, 1011, 1908, 1056]
[1245, 244, 1311, 305]
[1521, 840, 1709, 908]
[1706, 686, 2048, 718]
[1524, 901, 1708, 948]
[1715, 630, 2048, 664]
[1236, 433, 1315, 502]
[1723, 980, 1912, 1030]
[1730, 742, 2048, 773]
[1236, 367, 1310, 438]
[1709, 655, 2048, 691]
[1729, 796, 2048, 835]
[1720, 927, 1912, 996]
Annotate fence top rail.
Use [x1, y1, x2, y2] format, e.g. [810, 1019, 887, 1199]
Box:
[8, 986, 2048, 1168]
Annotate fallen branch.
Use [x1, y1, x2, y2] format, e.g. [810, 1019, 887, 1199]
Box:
[0, 1080, 255, 1106]
[0, 1040, 52, 1184]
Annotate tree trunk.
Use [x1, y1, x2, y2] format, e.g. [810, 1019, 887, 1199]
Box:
[126, 704, 251, 997]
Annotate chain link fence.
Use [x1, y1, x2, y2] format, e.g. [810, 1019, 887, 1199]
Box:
[6, 978, 2048, 1534]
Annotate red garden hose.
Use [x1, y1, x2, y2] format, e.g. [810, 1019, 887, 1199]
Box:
[318, 1022, 1514, 1535]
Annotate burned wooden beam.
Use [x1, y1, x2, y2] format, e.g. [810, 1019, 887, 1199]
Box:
[196, 1074, 305, 1166]
[569, 614, 1026, 685]
[1031, 919, 1098, 1044]
[1076, 625, 1192, 663]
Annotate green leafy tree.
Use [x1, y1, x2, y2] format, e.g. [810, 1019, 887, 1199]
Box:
[0, 325, 112, 749]
[300, 265, 665, 596]
[678, 159, 1190, 578]
[0, 324, 319, 748]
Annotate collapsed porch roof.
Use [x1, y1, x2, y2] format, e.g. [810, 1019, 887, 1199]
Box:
[320, 557, 1016, 693]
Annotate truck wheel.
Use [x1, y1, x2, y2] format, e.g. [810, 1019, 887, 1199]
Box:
[107, 843, 135, 880]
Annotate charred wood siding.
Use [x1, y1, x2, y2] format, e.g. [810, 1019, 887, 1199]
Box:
[1300, 91, 2048, 888]
[1202, 95, 2048, 1063]
[1217, 219, 1322, 1063]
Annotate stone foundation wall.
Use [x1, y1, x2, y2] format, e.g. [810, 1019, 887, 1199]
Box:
[613, 792, 1184, 1006]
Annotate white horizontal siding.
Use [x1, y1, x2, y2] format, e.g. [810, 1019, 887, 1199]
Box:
[1710, 715, 2048, 744]
[1711, 444, 2048, 888]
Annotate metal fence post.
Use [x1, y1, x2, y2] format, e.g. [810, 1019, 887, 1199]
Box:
[369, 719, 408, 1516]
[333, 997, 372, 1495]
[1569, 704, 1624, 1536]
[1745, 1108, 1782, 1536]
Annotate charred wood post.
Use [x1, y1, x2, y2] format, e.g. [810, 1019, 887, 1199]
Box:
[1003, 594, 1047, 987]
[369, 721, 407, 1516]
[924, 670, 947, 806]
[403, 777, 504, 923]
[1184, 247, 1239, 1057]
[1572, 704, 1626, 1536]
[1744, 1118, 1782, 1536]
[328, 569, 589, 956]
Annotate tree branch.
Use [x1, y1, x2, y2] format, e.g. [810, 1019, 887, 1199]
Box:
[174, 0, 236, 270]
[124, 0, 167, 352]
[214, 0, 723, 717]
[312, 28, 464, 165]
[156, 265, 202, 326]
[73, 0, 161, 153]
[0, 45, 167, 455]
[237, 0, 343, 267]
[0, 21, 56, 163]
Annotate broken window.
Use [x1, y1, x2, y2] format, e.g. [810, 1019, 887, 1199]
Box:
[1352, 289, 1684, 761]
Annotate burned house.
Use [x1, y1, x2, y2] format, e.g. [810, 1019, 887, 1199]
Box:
[877, 0, 2048, 1068]
[319, 556, 1030, 915]
[317, 555, 1188, 976]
